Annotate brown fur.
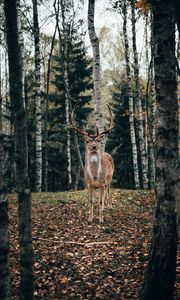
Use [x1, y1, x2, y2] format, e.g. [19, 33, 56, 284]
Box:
[84, 136, 114, 223]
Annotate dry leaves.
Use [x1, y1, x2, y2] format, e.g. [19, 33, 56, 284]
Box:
[8, 189, 179, 299]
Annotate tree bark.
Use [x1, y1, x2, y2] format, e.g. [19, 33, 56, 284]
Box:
[88, 0, 105, 146]
[0, 49, 11, 300]
[148, 12, 156, 190]
[139, 1, 179, 299]
[4, 0, 34, 299]
[131, 0, 148, 189]
[44, 19, 57, 192]
[32, 0, 42, 192]
[122, 0, 140, 189]
[60, 0, 72, 189]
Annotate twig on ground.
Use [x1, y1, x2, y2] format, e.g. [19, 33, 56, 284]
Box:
[33, 236, 118, 246]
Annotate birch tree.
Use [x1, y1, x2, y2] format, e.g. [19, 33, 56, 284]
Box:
[0, 41, 11, 300]
[88, 0, 104, 142]
[122, 0, 140, 189]
[140, 1, 179, 298]
[130, 0, 148, 189]
[4, 0, 34, 298]
[44, 22, 57, 191]
[59, 0, 72, 189]
[32, 0, 42, 192]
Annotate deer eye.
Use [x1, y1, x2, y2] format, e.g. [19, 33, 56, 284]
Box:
[96, 138, 101, 143]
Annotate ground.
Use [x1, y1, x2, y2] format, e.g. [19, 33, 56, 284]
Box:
[8, 189, 180, 300]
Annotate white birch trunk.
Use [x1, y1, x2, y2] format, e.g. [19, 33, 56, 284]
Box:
[88, 0, 104, 145]
[123, 0, 140, 189]
[32, 0, 42, 192]
[131, 0, 148, 189]
[17, 0, 25, 108]
[60, 0, 72, 188]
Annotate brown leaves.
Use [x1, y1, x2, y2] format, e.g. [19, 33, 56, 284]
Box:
[136, 0, 151, 14]
[8, 189, 179, 299]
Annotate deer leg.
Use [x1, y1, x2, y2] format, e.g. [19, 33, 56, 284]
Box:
[99, 186, 105, 223]
[88, 187, 94, 222]
[107, 184, 112, 208]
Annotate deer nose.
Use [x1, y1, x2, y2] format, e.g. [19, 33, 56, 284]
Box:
[92, 145, 96, 150]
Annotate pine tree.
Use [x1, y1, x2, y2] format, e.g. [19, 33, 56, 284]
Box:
[106, 78, 134, 188]
[47, 31, 92, 191]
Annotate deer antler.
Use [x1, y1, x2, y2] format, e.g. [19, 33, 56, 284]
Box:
[71, 103, 89, 136]
[71, 104, 115, 137]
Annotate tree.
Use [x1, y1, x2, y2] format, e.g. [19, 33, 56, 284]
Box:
[32, 0, 42, 192]
[0, 39, 11, 299]
[88, 0, 104, 145]
[4, 0, 34, 299]
[139, 1, 179, 299]
[122, 0, 140, 188]
[130, 0, 148, 189]
[148, 12, 156, 189]
[47, 30, 92, 191]
[58, 0, 73, 189]
[106, 78, 134, 188]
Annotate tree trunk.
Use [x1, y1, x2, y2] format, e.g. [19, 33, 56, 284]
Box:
[148, 12, 156, 190]
[131, 0, 148, 189]
[32, 0, 42, 192]
[177, 33, 180, 242]
[122, 0, 140, 189]
[4, 0, 34, 299]
[44, 21, 57, 192]
[139, 2, 179, 299]
[0, 50, 11, 300]
[17, 0, 25, 108]
[88, 0, 104, 143]
[59, 0, 72, 189]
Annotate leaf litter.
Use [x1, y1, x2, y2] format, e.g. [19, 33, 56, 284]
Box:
[8, 189, 180, 299]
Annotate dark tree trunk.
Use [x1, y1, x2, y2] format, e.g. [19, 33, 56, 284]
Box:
[139, 1, 179, 300]
[0, 60, 11, 300]
[4, 0, 34, 299]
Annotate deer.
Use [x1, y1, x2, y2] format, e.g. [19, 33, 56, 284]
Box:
[71, 104, 115, 223]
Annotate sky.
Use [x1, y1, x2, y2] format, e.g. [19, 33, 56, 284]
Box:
[39, 0, 147, 75]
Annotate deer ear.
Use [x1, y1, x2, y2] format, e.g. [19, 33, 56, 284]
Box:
[84, 135, 91, 143]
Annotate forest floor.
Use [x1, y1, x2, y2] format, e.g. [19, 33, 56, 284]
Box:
[9, 189, 180, 300]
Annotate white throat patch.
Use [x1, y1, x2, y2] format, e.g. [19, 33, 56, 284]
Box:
[90, 154, 98, 163]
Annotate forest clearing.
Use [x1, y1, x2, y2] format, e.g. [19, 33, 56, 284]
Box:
[0, 0, 179, 299]
[9, 190, 180, 299]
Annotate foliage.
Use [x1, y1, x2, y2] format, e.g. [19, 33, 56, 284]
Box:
[45, 29, 93, 191]
[106, 77, 134, 188]
[136, 0, 151, 14]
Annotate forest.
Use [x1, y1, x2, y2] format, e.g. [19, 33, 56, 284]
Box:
[0, 0, 179, 299]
